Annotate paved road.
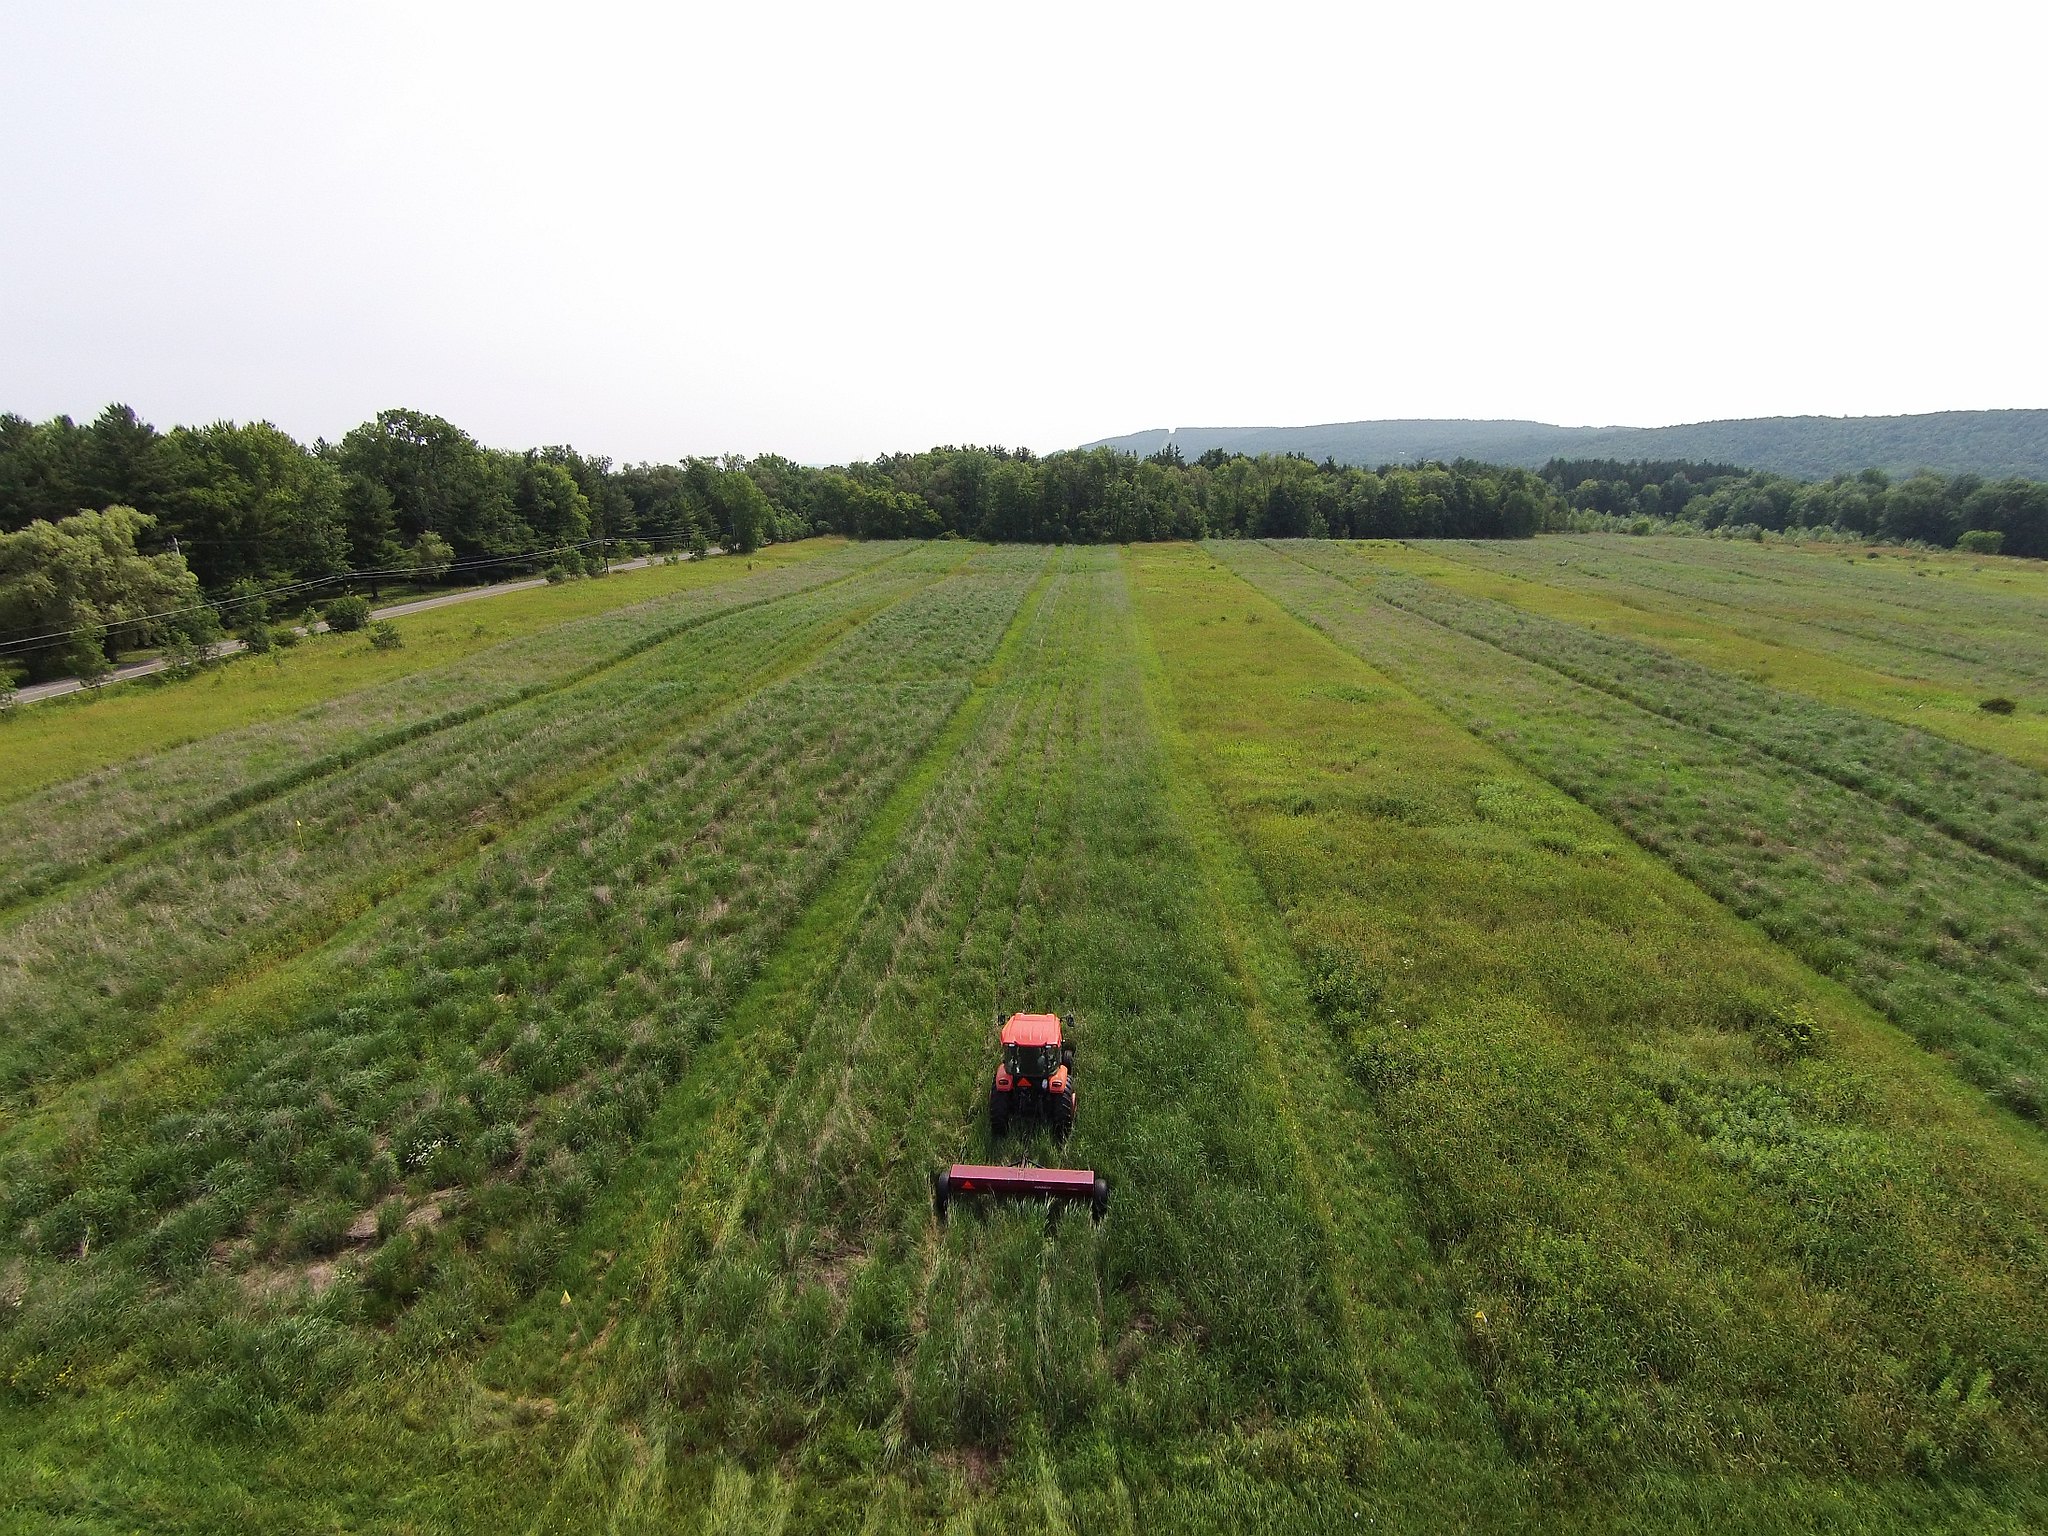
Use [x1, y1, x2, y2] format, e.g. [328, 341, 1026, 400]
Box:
[11, 552, 689, 706]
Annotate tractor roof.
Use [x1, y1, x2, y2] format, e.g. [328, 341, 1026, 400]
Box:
[1001, 1012, 1063, 1047]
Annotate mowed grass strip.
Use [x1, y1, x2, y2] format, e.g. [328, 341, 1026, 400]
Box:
[0, 550, 961, 1114]
[0, 551, 1050, 1516]
[1222, 541, 2048, 1125]
[1372, 539, 2048, 770]
[0, 539, 902, 901]
[1131, 544, 2048, 1524]
[1285, 541, 2048, 878]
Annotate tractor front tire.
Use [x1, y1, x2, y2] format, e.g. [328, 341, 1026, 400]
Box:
[989, 1084, 1011, 1135]
[1052, 1088, 1076, 1141]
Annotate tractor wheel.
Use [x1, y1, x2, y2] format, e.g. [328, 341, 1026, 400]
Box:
[989, 1084, 1010, 1135]
[1052, 1088, 1076, 1141]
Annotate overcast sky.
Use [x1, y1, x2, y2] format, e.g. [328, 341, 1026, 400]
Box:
[4, 2, 2043, 464]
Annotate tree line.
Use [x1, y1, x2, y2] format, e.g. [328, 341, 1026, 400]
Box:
[775, 443, 1555, 543]
[9, 399, 2043, 687]
[0, 405, 804, 682]
[1545, 458, 2048, 556]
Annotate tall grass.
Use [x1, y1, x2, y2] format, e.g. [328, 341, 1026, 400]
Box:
[1355, 539, 2048, 770]
[6, 543, 2048, 1532]
[0, 553, 1048, 1446]
[1454, 536, 2048, 699]
[1288, 542, 2048, 878]
[1221, 540, 2048, 1121]
[0, 539, 856, 803]
[1132, 542, 2048, 1509]
[0, 552, 956, 1109]
[0, 540, 902, 902]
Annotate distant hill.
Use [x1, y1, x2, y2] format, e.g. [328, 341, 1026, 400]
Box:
[1080, 410, 2048, 480]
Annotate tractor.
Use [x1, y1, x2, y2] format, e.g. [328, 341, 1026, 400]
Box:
[931, 1011, 1106, 1223]
[989, 1011, 1075, 1139]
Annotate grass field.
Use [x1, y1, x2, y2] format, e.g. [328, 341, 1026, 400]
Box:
[0, 540, 852, 804]
[2, 537, 2045, 1531]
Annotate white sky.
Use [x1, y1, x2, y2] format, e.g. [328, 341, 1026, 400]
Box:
[3, 1, 2043, 464]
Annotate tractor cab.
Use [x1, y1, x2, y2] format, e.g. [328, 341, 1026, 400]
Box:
[990, 1013, 1076, 1137]
[998, 1013, 1068, 1085]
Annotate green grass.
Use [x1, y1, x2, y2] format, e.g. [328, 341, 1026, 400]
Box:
[1221, 540, 2048, 1122]
[3, 540, 2047, 1530]
[1360, 539, 2048, 769]
[1437, 536, 2048, 721]
[0, 540, 849, 802]
[1129, 543, 2048, 1521]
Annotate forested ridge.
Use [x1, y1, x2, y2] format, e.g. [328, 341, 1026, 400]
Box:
[4, 401, 2045, 684]
[1088, 408, 2048, 480]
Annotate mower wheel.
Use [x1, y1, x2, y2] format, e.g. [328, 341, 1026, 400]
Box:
[1090, 1175, 1110, 1221]
[932, 1170, 952, 1223]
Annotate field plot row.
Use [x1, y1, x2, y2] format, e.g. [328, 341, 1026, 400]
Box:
[0, 545, 961, 1112]
[0, 539, 902, 905]
[0, 554, 1042, 1429]
[1450, 536, 2048, 698]
[230, 548, 1519, 1533]
[1222, 541, 2048, 1123]
[1354, 539, 2048, 771]
[1355, 554, 2048, 877]
[0, 539, 861, 806]
[1137, 545, 2048, 1513]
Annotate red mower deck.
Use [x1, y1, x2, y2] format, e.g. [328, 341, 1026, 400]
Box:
[932, 1163, 1110, 1221]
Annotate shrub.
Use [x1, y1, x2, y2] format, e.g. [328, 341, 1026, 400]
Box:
[162, 636, 203, 679]
[543, 564, 571, 585]
[1979, 697, 2018, 715]
[368, 621, 404, 651]
[1955, 529, 2005, 555]
[270, 625, 300, 649]
[325, 594, 371, 632]
[240, 621, 273, 654]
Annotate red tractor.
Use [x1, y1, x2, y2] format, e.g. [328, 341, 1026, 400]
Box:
[989, 1012, 1075, 1139]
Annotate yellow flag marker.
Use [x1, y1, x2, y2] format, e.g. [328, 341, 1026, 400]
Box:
[561, 1291, 573, 1308]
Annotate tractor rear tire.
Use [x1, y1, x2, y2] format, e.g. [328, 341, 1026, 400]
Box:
[1052, 1089, 1076, 1141]
[989, 1085, 1010, 1135]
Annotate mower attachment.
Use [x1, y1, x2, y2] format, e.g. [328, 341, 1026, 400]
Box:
[932, 1163, 1110, 1222]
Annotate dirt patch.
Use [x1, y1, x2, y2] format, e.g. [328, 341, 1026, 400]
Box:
[934, 1445, 1000, 1492]
[804, 1241, 866, 1302]
[404, 1189, 460, 1232]
[240, 1259, 343, 1301]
